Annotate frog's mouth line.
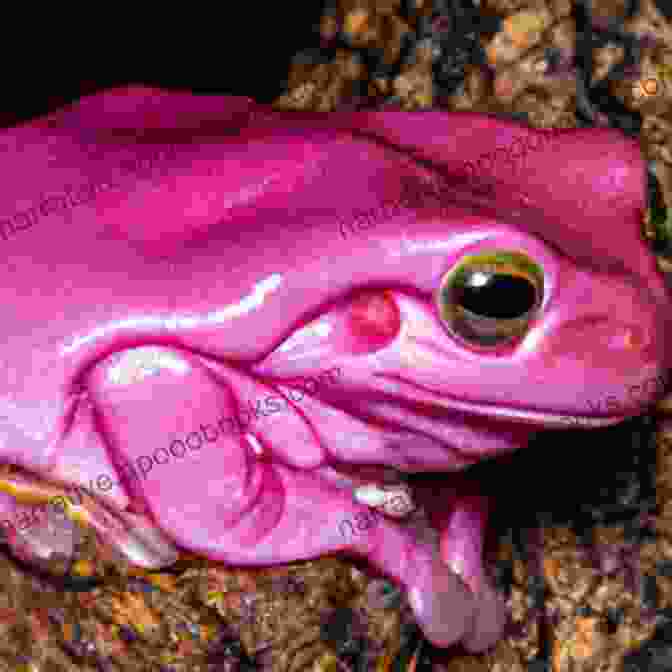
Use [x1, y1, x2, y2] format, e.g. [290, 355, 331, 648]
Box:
[374, 373, 631, 430]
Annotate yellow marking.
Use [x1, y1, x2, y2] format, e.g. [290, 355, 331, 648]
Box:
[0, 478, 91, 528]
[344, 9, 369, 37]
[147, 573, 177, 592]
[0, 479, 55, 506]
[207, 590, 224, 604]
[200, 623, 217, 641]
[62, 503, 90, 526]
[505, 11, 545, 47]
[72, 559, 94, 577]
[658, 63, 672, 80]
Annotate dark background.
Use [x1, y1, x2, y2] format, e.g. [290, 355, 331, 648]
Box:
[0, 7, 327, 128]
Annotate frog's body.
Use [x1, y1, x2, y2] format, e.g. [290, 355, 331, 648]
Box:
[0, 87, 669, 651]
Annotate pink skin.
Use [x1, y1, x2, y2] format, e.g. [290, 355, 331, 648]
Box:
[0, 86, 670, 651]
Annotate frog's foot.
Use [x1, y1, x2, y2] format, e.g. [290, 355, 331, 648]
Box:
[410, 472, 508, 652]
[0, 469, 179, 571]
[0, 485, 80, 570]
[318, 467, 507, 650]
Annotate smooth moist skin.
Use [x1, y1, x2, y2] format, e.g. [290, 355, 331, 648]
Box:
[0, 86, 669, 651]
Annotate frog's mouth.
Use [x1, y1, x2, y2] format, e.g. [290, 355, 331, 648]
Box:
[380, 374, 633, 430]
[429, 391, 630, 430]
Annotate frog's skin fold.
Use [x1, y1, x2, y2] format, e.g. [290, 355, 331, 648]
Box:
[0, 86, 670, 651]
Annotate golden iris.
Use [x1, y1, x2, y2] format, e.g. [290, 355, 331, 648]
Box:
[437, 250, 543, 347]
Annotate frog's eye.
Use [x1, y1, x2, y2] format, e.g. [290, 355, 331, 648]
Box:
[437, 250, 543, 347]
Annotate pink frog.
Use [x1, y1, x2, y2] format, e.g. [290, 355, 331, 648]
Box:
[0, 86, 669, 652]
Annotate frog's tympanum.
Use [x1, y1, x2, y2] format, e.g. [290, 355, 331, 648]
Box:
[0, 87, 669, 651]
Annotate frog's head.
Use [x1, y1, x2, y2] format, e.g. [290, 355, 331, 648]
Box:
[256, 115, 672, 470]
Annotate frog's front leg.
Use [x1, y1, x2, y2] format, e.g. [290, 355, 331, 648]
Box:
[79, 345, 500, 650]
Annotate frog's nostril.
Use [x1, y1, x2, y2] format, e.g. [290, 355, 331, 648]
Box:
[607, 324, 649, 351]
[546, 315, 656, 366]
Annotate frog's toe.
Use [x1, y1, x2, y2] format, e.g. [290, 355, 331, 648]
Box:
[461, 573, 508, 652]
[0, 470, 179, 572]
[0, 489, 80, 570]
[406, 547, 478, 648]
[404, 544, 506, 652]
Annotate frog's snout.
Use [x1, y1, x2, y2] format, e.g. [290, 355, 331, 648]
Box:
[544, 315, 657, 371]
[535, 270, 671, 415]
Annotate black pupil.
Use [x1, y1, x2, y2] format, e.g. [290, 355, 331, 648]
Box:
[458, 272, 536, 319]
